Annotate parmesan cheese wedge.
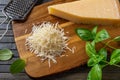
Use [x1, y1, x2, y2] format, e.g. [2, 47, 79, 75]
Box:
[48, 0, 120, 26]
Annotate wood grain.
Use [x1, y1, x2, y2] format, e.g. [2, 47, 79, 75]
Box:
[12, 0, 120, 78]
[0, 73, 31, 80]
[0, 0, 31, 79]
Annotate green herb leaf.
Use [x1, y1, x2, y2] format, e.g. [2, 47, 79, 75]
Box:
[91, 26, 98, 39]
[86, 42, 96, 57]
[75, 28, 94, 41]
[87, 64, 102, 80]
[10, 59, 26, 74]
[87, 55, 105, 67]
[95, 29, 110, 43]
[91, 41, 95, 46]
[88, 57, 97, 67]
[113, 36, 120, 42]
[98, 48, 107, 68]
[110, 49, 120, 65]
[0, 49, 13, 60]
[98, 48, 107, 60]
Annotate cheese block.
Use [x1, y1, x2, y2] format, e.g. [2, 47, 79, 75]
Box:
[48, 0, 120, 26]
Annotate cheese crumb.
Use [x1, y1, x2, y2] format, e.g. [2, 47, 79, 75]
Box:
[25, 22, 73, 67]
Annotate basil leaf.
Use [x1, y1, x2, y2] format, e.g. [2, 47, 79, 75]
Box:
[86, 42, 96, 57]
[0, 49, 13, 61]
[98, 48, 107, 68]
[110, 49, 120, 65]
[98, 48, 107, 60]
[87, 64, 102, 80]
[91, 41, 95, 46]
[10, 59, 26, 74]
[95, 29, 110, 43]
[113, 36, 120, 42]
[92, 26, 98, 39]
[87, 48, 107, 67]
[88, 57, 97, 67]
[87, 55, 104, 67]
[75, 28, 94, 41]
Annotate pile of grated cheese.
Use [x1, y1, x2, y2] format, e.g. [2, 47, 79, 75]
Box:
[25, 22, 73, 67]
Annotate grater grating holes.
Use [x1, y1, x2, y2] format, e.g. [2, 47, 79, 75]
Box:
[4, 0, 38, 20]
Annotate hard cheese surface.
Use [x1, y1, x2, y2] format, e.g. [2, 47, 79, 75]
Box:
[12, 0, 120, 78]
[48, 0, 120, 26]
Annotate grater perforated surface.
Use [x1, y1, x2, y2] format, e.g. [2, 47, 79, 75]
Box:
[4, 0, 38, 20]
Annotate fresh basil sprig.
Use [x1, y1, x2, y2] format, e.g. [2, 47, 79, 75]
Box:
[76, 26, 120, 80]
[76, 27, 110, 43]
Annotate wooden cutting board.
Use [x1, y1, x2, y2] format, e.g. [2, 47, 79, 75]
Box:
[12, 0, 120, 78]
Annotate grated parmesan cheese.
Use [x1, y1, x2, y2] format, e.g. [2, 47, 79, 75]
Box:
[25, 22, 73, 67]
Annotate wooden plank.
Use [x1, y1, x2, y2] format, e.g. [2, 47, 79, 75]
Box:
[0, 43, 16, 49]
[0, 17, 9, 23]
[12, 50, 19, 57]
[0, 65, 118, 80]
[0, 65, 25, 72]
[0, 58, 17, 65]
[0, 72, 119, 80]
[37, 72, 120, 80]
[0, 30, 14, 36]
[103, 66, 120, 73]
[0, 65, 119, 80]
[42, 0, 51, 3]
[36, 0, 44, 5]
[0, 73, 31, 80]
[0, 65, 11, 72]
[102, 73, 120, 80]
[0, 6, 5, 10]
[0, 0, 10, 5]
[0, 12, 5, 17]
[0, 16, 5, 18]
[0, 37, 15, 43]
[35, 67, 120, 80]
[0, 24, 12, 30]
[55, 73, 87, 80]
[35, 72, 88, 80]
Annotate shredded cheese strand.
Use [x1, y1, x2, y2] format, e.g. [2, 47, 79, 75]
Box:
[25, 22, 73, 67]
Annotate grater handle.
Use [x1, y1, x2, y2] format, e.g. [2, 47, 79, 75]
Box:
[0, 10, 12, 41]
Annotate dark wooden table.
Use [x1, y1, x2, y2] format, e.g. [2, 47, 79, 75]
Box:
[0, 0, 120, 80]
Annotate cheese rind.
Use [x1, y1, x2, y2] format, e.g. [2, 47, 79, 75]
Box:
[48, 0, 120, 26]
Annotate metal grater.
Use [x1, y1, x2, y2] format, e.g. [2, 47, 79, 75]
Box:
[3, 0, 38, 20]
[0, 0, 38, 41]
